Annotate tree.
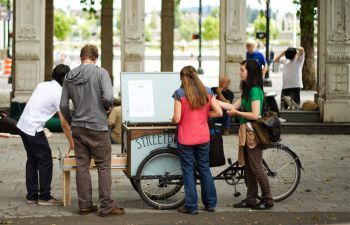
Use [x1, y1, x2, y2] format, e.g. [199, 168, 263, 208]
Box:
[150, 9, 159, 29]
[202, 16, 219, 41]
[247, 6, 260, 24]
[210, 7, 219, 18]
[293, 0, 317, 90]
[115, 9, 121, 36]
[79, 0, 113, 16]
[54, 10, 75, 41]
[145, 24, 153, 42]
[178, 18, 197, 42]
[78, 13, 98, 39]
[253, 14, 279, 40]
[174, 6, 182, 29]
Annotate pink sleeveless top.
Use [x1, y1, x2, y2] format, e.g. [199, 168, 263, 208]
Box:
[172, 87, 213, 145]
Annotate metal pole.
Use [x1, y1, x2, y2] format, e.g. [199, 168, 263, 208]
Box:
[6, 0, 10, 57]
[3, 14, 6, 49]
[264, 0, 272, 86]
[197, 0, 204, 74]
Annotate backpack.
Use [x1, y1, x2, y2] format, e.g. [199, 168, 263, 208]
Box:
[252, 111, 281, 146]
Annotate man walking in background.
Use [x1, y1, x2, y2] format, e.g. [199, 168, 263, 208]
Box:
[60, 44, 125, 216]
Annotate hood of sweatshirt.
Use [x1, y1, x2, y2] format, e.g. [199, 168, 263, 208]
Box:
[65, 64, 97, 85]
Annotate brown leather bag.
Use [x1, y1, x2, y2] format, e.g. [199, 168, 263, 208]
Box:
[252, 111, 281, 147]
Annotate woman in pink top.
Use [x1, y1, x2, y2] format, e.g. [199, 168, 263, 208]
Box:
[172, 65, 222, 214]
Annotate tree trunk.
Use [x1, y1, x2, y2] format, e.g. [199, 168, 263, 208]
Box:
[101, 0, 114, 83]
[161, 0, 174, 71]
[45, 0, 54, 81]
[300, 0, 317, 90]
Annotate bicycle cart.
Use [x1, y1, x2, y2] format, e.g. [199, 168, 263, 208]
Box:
[58, 72, 303, 209]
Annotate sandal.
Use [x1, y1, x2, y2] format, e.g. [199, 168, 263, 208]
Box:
[251, 201, 273, 210]
[233, 200, 255, 208]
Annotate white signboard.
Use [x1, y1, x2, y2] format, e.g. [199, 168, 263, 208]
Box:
[121, 72, 181, 123]
[128, 80, 154, 117]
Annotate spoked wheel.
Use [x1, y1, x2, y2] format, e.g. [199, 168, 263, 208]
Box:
[135, 148, 185, 209]
[263, 144, 301, 201]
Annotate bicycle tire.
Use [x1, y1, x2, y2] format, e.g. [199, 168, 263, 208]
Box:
[135, 148, 185, 209]
[263, 144, 301, 201]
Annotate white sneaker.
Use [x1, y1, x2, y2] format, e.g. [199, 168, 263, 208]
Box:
[279, 117, 287, 123]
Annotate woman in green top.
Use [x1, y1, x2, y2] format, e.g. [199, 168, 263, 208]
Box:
[219, 59, 273, 210]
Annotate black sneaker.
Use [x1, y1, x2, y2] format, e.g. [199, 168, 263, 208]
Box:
[233, 200, 255, 208]
[250, 201, 273, 210]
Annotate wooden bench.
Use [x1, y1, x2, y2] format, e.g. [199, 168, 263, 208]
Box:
[59, 151, 127, 206]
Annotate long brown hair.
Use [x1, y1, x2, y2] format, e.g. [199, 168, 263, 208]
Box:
[180, 65, 209, 109]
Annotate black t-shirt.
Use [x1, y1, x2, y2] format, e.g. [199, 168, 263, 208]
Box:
[211, 87, 234, 103]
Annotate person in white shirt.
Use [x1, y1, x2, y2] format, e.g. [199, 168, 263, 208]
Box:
[17, 64, 74, 206]
[274, 47, 305, 106]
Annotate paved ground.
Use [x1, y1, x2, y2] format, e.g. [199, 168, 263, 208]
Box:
[0, 132, 349, 224]
[0, 68, 345, 224]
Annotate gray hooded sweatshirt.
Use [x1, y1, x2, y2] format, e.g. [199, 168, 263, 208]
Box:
[60, 63, 114, 131]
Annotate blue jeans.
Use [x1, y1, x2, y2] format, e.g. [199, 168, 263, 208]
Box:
[177, 142, 217, 212]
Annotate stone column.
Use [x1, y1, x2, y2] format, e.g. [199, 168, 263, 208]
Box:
[161, 0, 174, 72]
[318, 0, 350, 122]
[219, 0, 246, 95]
[121, 0, 145, 72]
[45, 0, 53, 81]
[13, 0, 46, 103]
[101, 0, 114, 83]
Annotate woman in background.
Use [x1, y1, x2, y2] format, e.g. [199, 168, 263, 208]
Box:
[172, 65, 222, 214]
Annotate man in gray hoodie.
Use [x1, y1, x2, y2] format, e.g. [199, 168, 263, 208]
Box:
[60, 44, 125, 216]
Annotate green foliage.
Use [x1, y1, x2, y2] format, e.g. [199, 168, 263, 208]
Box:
[79, 13, 98, 39]
[79, 0, 113, 17]
[178, 18, 197, 42]
[210, 7, 219, 18]
[145, 24, 153, 42]
[150, 9, 158, 29]
[253, 14, 279, 40]
[293, 0, 317, 21]
[54, 10, 75, 41]
[293, 0, 318, 35]
[0, 0, 12, 9]
[202, 16, 219, 41]
[115, 9, 121, 35]
[247, 6, 260, 24]
[174, 6, 182, 29]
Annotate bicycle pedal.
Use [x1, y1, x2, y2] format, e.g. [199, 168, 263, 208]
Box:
[233, 192, 241, 197]
[227, 158, 232, 165]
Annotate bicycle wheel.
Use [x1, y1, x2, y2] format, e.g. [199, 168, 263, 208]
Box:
[135, 148, 185, 209]
[263, 144, 301, 201]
